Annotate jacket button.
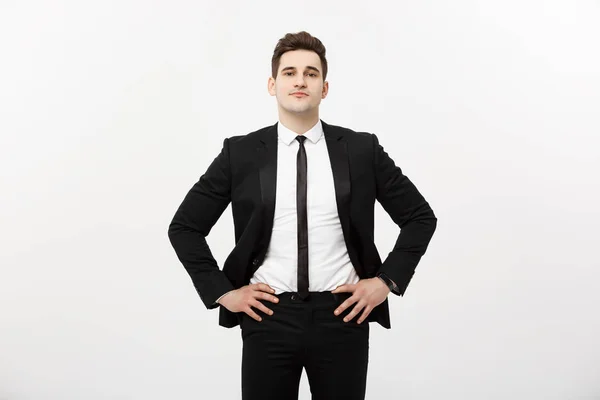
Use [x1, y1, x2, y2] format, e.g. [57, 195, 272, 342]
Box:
[252, 259, 259, 266]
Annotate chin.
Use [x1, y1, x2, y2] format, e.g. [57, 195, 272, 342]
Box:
[285, 104, 313, 114]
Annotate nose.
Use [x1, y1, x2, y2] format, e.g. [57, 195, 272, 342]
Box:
[294, 74, 307, 87]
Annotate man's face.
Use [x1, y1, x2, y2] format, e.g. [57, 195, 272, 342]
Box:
[268, 49, 329, 116]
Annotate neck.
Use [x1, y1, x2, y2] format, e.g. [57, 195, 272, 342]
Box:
[277, 108, 320, 135]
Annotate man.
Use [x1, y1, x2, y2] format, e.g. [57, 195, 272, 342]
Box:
[168, 31, 437, 400]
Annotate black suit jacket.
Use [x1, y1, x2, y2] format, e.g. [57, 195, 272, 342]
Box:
[168, 120, 437, 329]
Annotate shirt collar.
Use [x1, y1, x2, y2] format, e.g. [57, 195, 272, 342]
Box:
[277, 119, 324, 146]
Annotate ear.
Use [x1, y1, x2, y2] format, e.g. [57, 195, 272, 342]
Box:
[267, 76, 276, 96]
[321, 80, 329, 99]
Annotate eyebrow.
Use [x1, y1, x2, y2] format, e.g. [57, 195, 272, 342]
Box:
[280, 66, 321, 74]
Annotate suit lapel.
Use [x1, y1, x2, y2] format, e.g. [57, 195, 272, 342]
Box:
[323, 121, 364, 276]
[322, 120, 352, 243]
[257, 123, 278, 250]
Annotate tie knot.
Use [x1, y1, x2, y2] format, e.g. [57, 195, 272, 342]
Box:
[296, 135, 307, 145]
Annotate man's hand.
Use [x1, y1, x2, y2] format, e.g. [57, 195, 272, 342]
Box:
[217, 283, 279, 322]
[331, 278, 391, 324]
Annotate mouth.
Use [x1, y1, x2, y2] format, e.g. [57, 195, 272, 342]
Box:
[291, 93, 308, 98]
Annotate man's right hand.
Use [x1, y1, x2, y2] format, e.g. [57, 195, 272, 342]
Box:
[217, 283, 280, 321]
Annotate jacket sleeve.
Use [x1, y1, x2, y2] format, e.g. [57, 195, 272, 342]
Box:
[168, 138, 236, 309]
[372, 133, 437, 296]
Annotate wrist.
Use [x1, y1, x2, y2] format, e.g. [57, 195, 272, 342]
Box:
[376, 276, 392, 293]
[376, 272, 395, 293]
[217, 290, 234, 305]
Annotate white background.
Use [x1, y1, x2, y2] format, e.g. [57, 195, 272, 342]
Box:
[1, 1, 599, 399]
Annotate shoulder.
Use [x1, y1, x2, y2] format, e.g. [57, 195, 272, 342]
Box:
[323, 120, 372, 138]
[226, 123, 276, 146]
[322, 120, 376, 152]
[216, 124, 276, 166]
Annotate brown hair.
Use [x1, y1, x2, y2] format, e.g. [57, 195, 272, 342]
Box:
[271, 31, 328, 81]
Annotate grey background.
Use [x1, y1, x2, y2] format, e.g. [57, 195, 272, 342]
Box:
[1, 0, 599, 399]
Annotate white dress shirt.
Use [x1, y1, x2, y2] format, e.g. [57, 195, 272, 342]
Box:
[216, 119, 360, 303]
[249, 119, 360, 294]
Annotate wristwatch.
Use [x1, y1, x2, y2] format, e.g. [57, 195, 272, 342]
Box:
[376, 272, 397, 293]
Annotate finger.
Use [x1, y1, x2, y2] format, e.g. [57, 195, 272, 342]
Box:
[334, 296, 358, 316]
[254, 283, 275, 294]
[331, 285, 344, 293]
[332, 284, 354, 293]
[258, 291, 280, 304]
[245, 307, 262, 322]
[357, 306, 372, 324]
[251, 300, 274, 316]
[343, 302, 366, 323]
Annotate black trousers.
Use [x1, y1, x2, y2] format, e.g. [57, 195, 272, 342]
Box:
[240, 291, 370, 400]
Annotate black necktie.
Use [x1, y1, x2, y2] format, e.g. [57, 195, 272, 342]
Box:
[295, 135, 309, 299]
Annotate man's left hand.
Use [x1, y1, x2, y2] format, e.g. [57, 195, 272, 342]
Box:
[331, 277, 390, 324]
